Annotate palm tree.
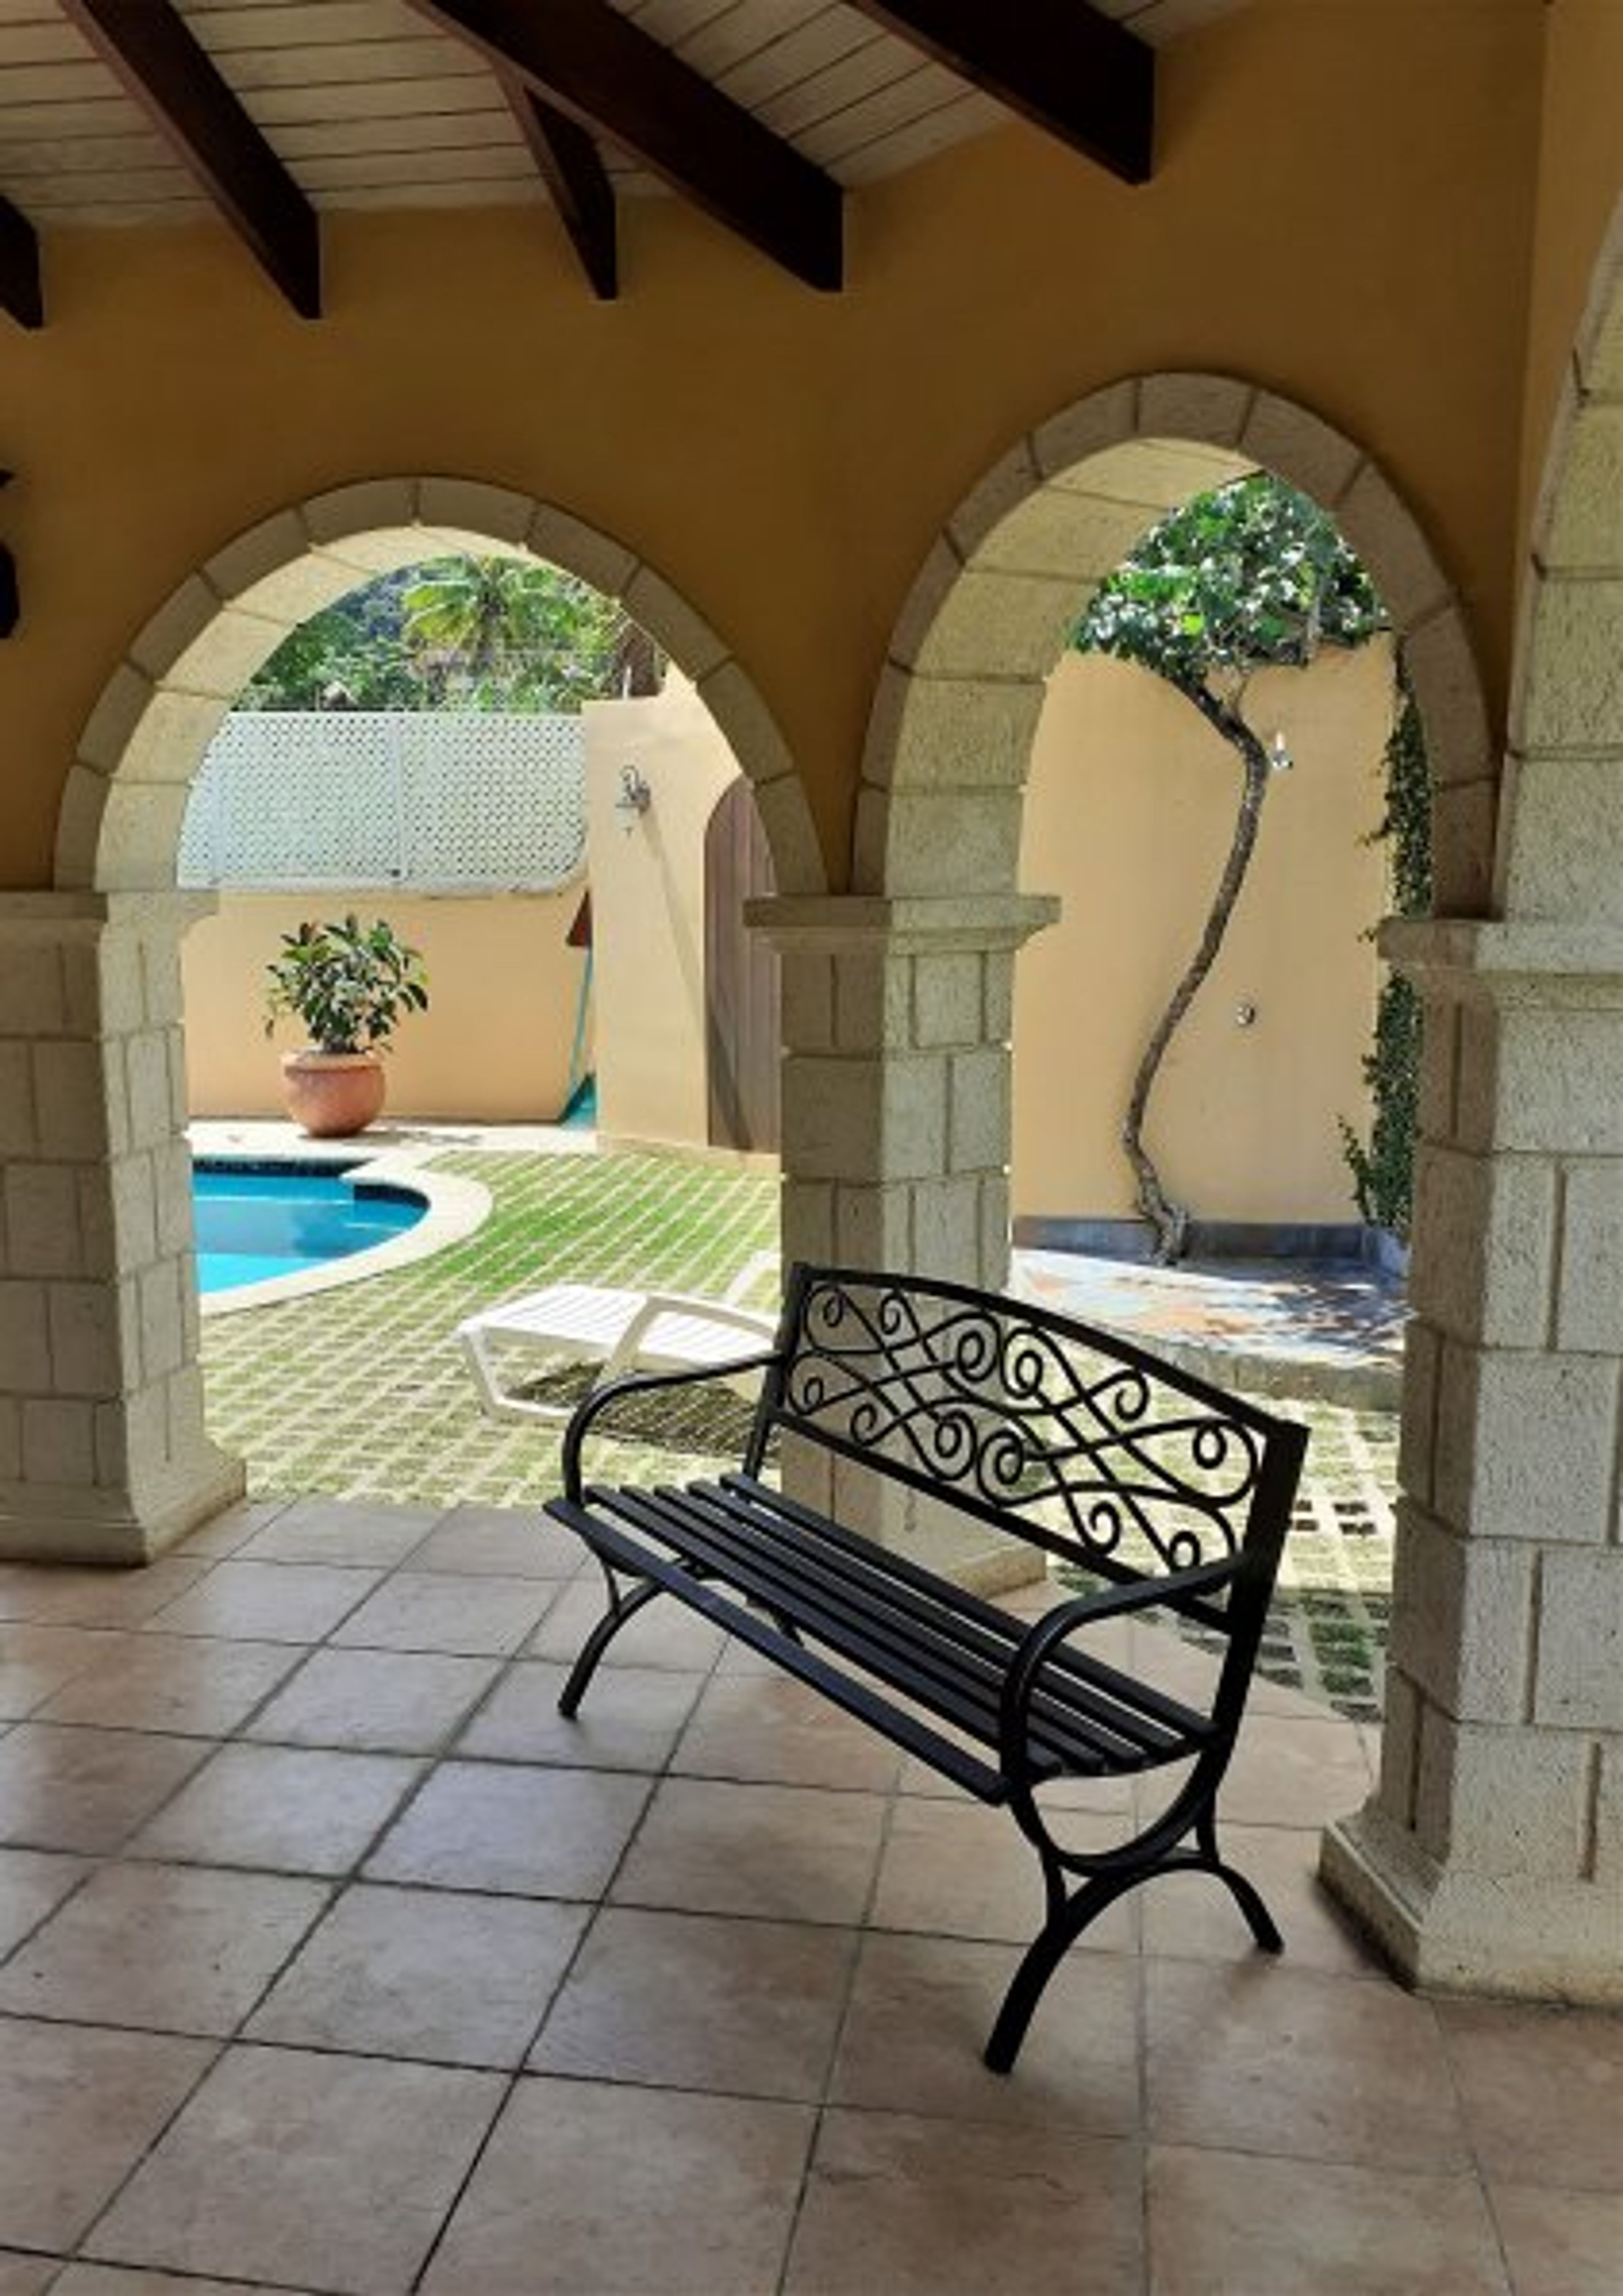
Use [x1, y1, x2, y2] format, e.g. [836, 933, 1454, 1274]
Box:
[402, 556, 648, 710]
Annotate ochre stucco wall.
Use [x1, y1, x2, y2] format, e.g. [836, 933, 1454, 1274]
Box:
[1517, 0, 1623, 548]
[1014, 643, 1393, 1226]
[183, 890, 587, 1123]
[584, 678, 741, 1155]
[0, 0, 1549, 897]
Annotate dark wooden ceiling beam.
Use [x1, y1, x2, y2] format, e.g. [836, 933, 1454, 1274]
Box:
[409, 0, 842, 290]
[0, 195, 43, 328]
[847, 0, 1155, 185]
[504, 78, 618, 301]
[60, 0, 320, 316]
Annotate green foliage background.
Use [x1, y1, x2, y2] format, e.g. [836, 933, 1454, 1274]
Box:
[240, 556, 631, 713]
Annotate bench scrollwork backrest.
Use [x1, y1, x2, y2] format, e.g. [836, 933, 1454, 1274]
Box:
[760, 1267, 1296, 1610]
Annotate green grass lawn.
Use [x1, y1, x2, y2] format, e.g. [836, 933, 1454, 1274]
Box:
[202, 1145, 1396, 1718]
[201, 1148, 778, 1512]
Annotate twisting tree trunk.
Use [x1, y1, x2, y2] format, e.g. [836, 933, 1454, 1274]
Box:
[1122, 690, 1272, 1263]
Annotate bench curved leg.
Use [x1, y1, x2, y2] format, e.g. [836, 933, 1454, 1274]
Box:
[984, 1833, 1284, 2074]
[1194, 1806, 1283, 1952]
[557, 1575, 666, 1717]
[1205, 1856, 1283, 1953]
[984, 1864, 1146, 2075]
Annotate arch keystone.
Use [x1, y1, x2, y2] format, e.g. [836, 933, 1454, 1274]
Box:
[1138, 371, 1253, 445]
[416, 477, 535, 546]
[1031, 380, 1137, 477]
[1240, 391, 1363, 506]
[303, 478, 421, 549]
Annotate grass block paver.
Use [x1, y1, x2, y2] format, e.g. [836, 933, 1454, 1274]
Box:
[201, 1148, 1396, 1719]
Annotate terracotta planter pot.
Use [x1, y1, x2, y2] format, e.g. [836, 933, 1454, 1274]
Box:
[279, 1050, 387, 1139]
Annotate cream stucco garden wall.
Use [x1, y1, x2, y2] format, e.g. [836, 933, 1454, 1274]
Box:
[583, 676, 742, 1156]
[1014, 642, 1393, 1227]
[183, 889, 587, 1123]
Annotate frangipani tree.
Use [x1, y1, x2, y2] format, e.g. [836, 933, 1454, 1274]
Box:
[1075, 474, 1386, 1260]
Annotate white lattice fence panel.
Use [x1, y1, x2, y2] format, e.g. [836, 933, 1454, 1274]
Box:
[399, 713, 586, 888]
[179, 711, 586, 891]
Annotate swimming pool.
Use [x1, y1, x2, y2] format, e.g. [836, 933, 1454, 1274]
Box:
[194, 1161, 429, 1295]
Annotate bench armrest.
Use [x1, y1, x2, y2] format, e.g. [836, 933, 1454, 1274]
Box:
[561, 1350, 782, 1501]
[997, 1555, 1244, 1783]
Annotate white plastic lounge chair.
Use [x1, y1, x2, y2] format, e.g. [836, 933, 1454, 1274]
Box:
[457, 1249, 779, 1424]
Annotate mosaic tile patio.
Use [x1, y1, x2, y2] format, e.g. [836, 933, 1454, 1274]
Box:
[201, 1147, 1398, 1719]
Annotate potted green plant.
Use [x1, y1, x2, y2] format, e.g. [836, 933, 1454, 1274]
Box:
[264, 914, 429, 1138]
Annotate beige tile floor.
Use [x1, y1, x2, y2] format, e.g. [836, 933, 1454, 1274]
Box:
[0, 1497, 1617, 2296]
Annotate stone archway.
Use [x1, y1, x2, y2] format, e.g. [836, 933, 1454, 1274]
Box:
[747, 373, 1485, 1587]
[859, 373, 1490, 909]
[57, 477, 825, 899]
[0, 482, 822, 1564]
[1323, 208, 1623, 2002]
[758, 373, 1489, 1311]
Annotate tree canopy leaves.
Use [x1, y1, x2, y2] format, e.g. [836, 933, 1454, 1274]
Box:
[1075, 473, 1387, 694]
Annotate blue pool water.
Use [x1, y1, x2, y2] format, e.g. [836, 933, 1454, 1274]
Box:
[194, 1162, 427, 1294]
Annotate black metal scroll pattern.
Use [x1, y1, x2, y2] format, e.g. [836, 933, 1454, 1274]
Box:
[783, 1276, 1262, 1571]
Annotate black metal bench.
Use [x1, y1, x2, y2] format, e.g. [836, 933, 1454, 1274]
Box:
[546, 1263, 1309, 2072]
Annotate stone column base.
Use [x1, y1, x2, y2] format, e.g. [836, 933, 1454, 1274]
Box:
[1322, 1804, 1623, 2004]
[0, 1443, 244, 1566]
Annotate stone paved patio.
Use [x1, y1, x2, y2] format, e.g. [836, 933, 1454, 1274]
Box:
[198, 1141, 1398, 1720]
[0, 1493, 1617, 2293]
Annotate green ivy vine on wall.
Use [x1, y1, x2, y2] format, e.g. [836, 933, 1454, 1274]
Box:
[1340, 664, 1431, 1241]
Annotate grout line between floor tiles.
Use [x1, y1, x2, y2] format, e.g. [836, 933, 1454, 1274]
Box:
[771, 1660, 910, 2296]
[405, 1552, 741, 2292]
[55, 2023, 235, 2277]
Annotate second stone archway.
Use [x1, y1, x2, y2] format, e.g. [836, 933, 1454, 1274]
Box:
[758, 371, 1489, 1312]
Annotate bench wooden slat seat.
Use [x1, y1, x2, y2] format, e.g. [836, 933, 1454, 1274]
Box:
[544, 1263, 1309, 2073]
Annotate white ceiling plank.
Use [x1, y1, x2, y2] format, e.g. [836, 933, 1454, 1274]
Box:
[1, 128, 182, 175]
[0, 23, 93, 66]
[834, 86, 1003, 183]
[297, 143, 538, 192]
[758, 36, 923, 140]
[0, 0, 1259, 229]
[716, 11, 880, 109]
[0, 58, 128, 104]
[271, 106, 516, 159]
[310, 175, 544, 210]
[236, 73, 510, 126]
[182, 4, 447, 54]
[796, 57, 968, 164]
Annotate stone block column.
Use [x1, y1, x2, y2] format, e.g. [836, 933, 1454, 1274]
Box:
[0, 893, 243, 1563]
[749, 892, 1057, 1591]
[1322, 919, 1623, 2000]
